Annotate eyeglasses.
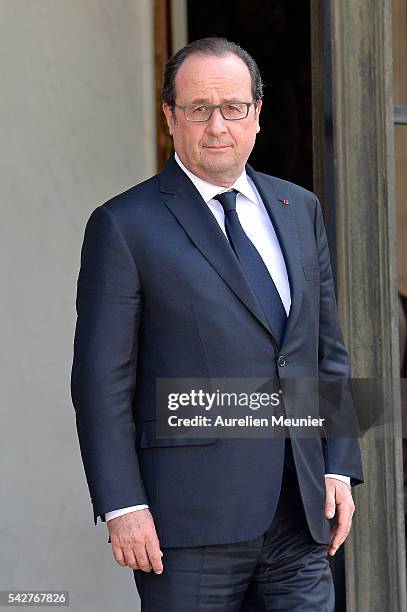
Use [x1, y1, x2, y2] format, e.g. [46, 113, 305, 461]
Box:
[174, 101, 256, 122]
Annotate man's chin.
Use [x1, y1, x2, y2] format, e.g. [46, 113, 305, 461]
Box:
[201, 152, 235, 172]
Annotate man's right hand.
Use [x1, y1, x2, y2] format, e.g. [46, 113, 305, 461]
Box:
[107, 509, 163, 574]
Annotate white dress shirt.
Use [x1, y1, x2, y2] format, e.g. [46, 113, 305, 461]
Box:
[105, 154, 350, 523]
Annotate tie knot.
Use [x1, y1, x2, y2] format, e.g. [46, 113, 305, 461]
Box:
[215, 189, 238, 213]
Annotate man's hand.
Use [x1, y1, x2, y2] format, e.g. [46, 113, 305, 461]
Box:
[325, 477, 355, 556]
[107, 509, 163, 573]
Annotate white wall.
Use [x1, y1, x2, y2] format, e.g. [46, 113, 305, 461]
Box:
[0, 1, 155, 610]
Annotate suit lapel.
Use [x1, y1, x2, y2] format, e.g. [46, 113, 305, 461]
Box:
[160, 157, 276, 343]
[246, 165, 305, 347]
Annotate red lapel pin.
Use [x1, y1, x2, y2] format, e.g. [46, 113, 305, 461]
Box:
[278, 198, 289, 205]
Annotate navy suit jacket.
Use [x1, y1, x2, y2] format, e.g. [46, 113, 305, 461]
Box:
[71, 155, 363, 547]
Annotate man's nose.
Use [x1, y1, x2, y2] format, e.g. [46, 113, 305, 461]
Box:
[205, 107, 228, 134]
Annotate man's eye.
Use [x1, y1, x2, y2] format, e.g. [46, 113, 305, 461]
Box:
[225, 104, 244, 114]
[191, 105, 208, 114]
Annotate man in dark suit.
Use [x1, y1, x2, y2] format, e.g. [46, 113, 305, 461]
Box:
[71, 37, 363, 610]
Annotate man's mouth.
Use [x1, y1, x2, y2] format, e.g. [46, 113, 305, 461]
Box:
[204, 145, 232, 150]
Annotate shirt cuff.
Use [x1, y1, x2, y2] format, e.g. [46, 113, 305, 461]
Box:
[325, 474, 351, 486]
[105, 505, 149, 522]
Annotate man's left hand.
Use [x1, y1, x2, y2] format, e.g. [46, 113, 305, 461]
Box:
[325, 477, 355, 556]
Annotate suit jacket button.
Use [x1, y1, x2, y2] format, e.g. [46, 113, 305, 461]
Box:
[277, 355, 286, 367]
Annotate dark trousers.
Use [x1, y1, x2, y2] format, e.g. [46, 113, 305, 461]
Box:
[133, 441, 334, 611]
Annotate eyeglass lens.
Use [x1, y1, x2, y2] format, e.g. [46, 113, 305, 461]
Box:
[185, 103, 250, 121]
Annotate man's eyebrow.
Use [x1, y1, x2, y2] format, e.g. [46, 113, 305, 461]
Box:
[186, 97, 247, 105]
[187, 98, 212, 105]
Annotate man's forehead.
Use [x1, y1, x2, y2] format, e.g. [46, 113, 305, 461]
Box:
[175, 53, 252, 99]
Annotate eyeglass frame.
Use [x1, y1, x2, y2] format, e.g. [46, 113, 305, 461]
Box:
[173, 101, 257, 122]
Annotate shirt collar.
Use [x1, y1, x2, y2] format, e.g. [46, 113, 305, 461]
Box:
[174, 152, 259, 206]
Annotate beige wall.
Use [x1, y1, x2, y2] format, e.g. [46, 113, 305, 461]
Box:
[0, 1, 155, 610]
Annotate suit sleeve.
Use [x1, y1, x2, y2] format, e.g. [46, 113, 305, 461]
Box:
[314, 196, 364, 487]
[71, 205, 148, 525]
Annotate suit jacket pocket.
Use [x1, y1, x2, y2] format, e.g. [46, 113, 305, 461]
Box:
[139, 419, 218, 449]
[302, 264, 320, 281]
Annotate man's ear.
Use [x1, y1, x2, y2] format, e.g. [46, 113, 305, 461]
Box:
[162, 103, 175, 136]
[254, 100, 262, 132]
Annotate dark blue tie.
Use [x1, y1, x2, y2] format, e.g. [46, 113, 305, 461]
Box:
[215, 189, 287, 347]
